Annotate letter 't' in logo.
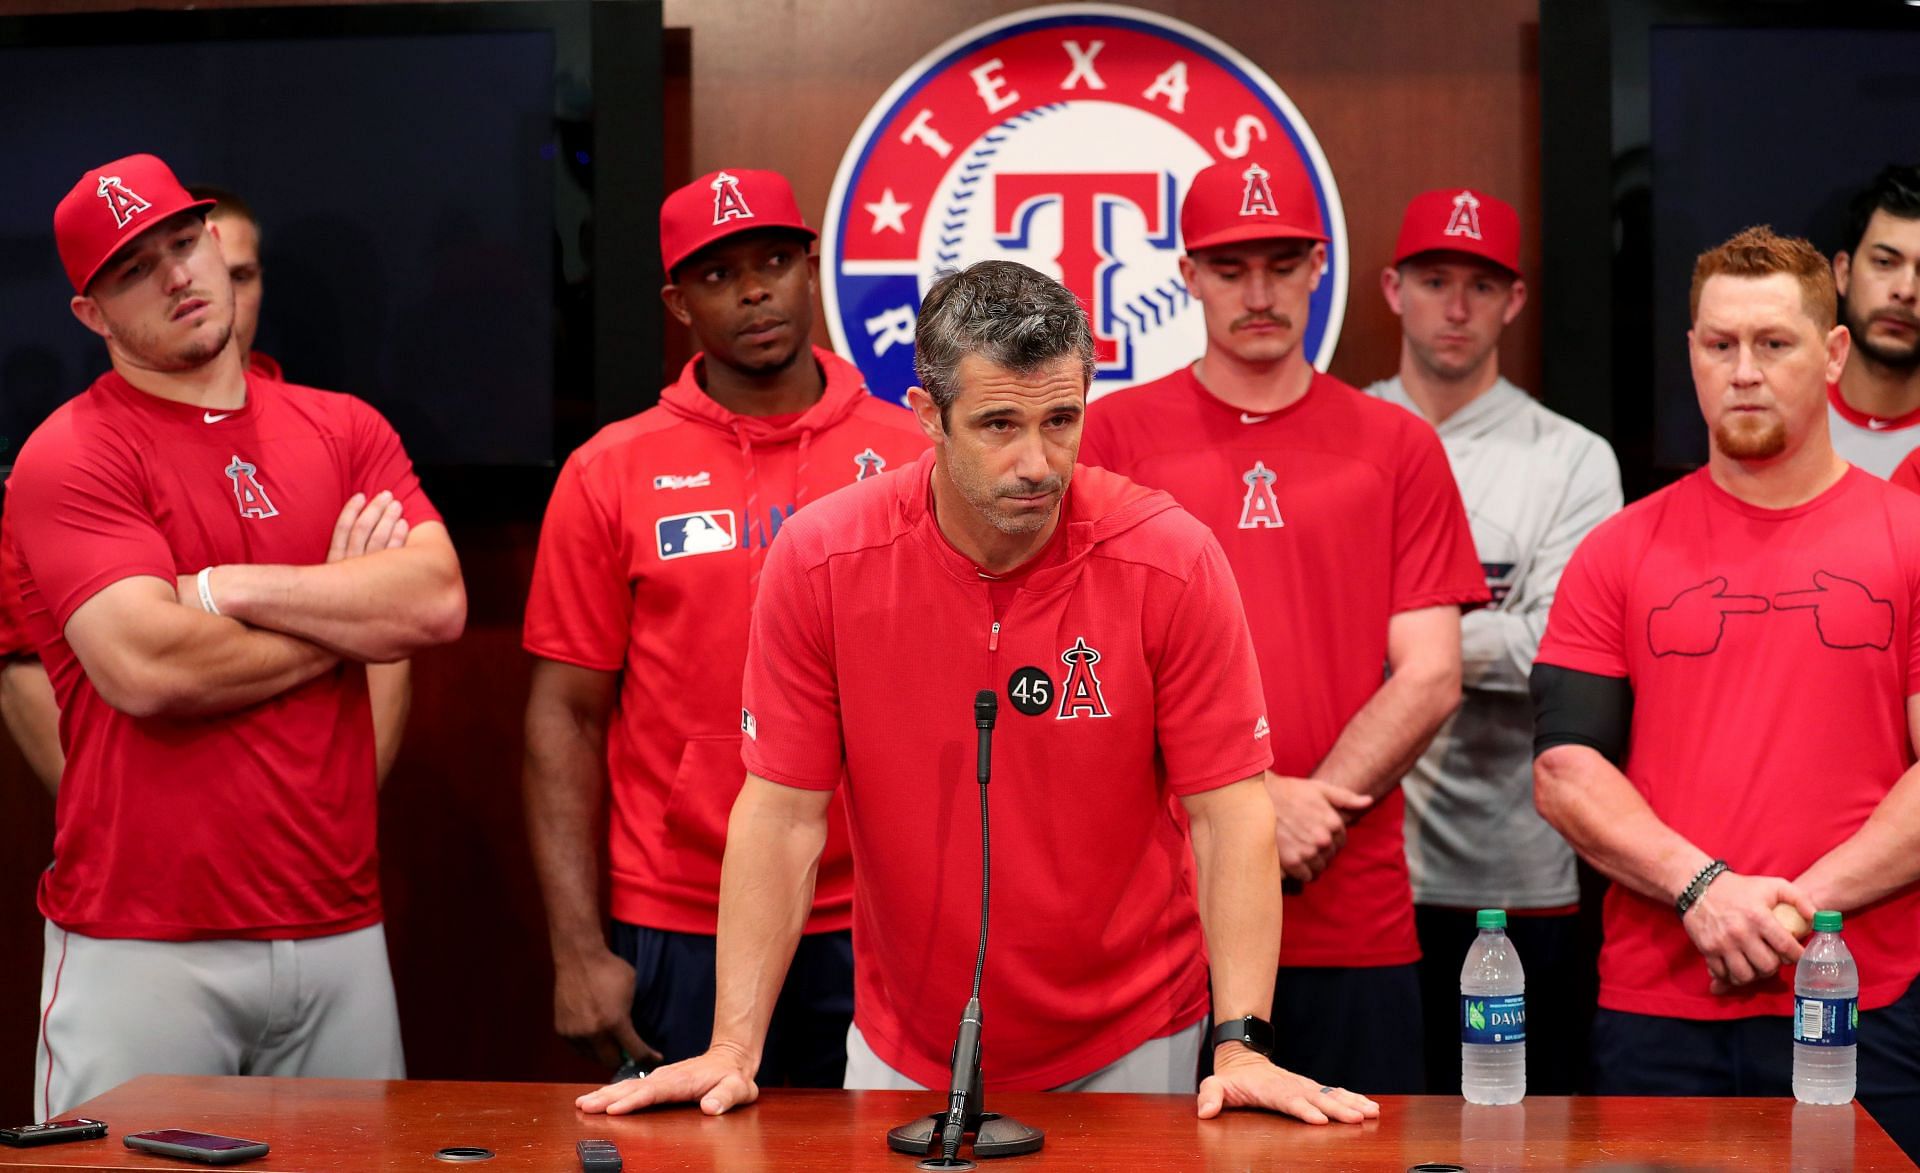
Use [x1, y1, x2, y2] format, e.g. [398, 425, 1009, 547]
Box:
[1057, 636, 1112, 719]
[1445, 190, 1483, 241]
[96, 174, 152, 230]
[224, 455, 279, 520]
[711, 170, 755, 226]
[1238, 161, 1278, 218]
[1238, 460, 1285, 529]
[853, 447, 886, 481]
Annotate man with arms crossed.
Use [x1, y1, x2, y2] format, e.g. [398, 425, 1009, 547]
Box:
[1082, 158, 1487, 1094]
[18, 154, 465, 1117]
[1368, 187, 1621, 1093]
[0, 182, 413, 794]
[576, 261, 1378, 1122]
[1826, 165, 1920, 476]
[1533, 226, 1920, 1157]
[523, 168, 923, 1083]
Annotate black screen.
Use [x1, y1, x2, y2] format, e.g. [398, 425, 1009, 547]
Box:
[0, 29, 560, 467]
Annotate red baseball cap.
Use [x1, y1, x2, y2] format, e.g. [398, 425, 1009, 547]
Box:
[54, 154, 217, 293]
[1180, 155, 1327, 252]
[660, 168, 816, 275]
[1392, 188, 1521, 275]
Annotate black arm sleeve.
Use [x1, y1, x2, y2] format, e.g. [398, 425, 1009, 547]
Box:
[1530, 662, 1633, 766]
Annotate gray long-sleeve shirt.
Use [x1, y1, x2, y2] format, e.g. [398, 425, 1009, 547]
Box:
[1366, 376, 1623, 908]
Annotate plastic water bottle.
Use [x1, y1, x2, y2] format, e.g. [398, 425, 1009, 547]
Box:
[1461, 908, 1526, 1105]
[1793, 910, 1857, 1105]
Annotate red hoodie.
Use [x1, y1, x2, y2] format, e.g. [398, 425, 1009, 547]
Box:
[524, 347, 926, 934]
[742, 449, 1273, 1089]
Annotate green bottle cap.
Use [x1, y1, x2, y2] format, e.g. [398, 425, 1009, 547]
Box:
[1476, 909, 1507, 930]
[1813, 910, 1842, 933]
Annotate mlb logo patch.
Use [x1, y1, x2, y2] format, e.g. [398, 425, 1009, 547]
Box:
[656, 511, 738, 560]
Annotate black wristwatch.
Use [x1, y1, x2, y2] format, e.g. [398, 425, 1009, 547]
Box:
[1211, 1015, 1274, 1057]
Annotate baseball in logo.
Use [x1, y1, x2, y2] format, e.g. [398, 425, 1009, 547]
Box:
[824, 3, 1347, 406]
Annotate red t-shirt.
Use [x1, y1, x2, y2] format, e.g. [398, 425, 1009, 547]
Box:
[0, 507, 35, 659]
[524, 348, 926, 935]
[1889, 447, 1920, 495]
[1537, 467, 1920, 1018]
[1082, 368, 1487, 966]
[8, 369, 439, 941]
[740, 450, 1272, 1090]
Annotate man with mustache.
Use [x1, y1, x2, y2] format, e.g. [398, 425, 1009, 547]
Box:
[523, 168, 923, 1088]
[1080, 157, 1487, 1095]
[18, 153, 466, 1117]
[1533, 226, 1920, 1157]
[1825, 165, 1920, 477]
[1366, 188, 1621, 1094]
[576, 260, 1378, 1125]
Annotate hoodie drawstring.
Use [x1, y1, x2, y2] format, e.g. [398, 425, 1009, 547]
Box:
[734, 425, 764, 598]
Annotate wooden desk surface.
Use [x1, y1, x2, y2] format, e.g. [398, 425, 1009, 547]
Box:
[0, 1076, 1911, 1171]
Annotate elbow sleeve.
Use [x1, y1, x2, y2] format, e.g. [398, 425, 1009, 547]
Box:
[1530, 663, 1632, 766]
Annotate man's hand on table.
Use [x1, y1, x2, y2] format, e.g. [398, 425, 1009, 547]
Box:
[576, 1043, 758, 1116]
[1196, 1045, 1380, 1124]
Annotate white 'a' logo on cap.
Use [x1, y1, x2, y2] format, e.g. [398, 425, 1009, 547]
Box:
[1444, 190, 1483, 240]
[711, 170, 755, 226]
[1238, 162, 1279, 218]
[96, 175, 152, 230]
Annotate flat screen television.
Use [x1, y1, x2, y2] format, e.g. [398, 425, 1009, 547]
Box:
[1541, 0, 1920, 494]
[0, 2, 661, 485]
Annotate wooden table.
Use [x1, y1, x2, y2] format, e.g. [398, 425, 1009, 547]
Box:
[0, 1076, 1910, 1170]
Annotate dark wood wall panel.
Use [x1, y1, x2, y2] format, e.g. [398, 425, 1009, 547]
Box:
[0, 0, 1542, 1117]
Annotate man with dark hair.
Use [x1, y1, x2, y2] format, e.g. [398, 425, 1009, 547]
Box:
[20, 152, 465, 1118]
[575, 260, 1377, 1123]
[185, 185, 275, 379]
[1827, 164, 1920, 476]
[522, 168, 924, 1087]
[1082, 157, 1488, 1095]
[1534, 225, 1920, 1156]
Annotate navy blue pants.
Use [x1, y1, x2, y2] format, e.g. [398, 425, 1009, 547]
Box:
[1265, 964, 1426, 1094]
[1592, 977, 1920, 1160]
[610, 922, 853, 1088]
[1416, 906, 1593, 1095]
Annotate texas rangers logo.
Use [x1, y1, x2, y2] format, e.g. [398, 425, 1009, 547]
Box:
[711, 170, 754, 226]
[223, 455, 278, 520]
[96, 174, 152, 230]
[1238, 460, 1284, 529]
[1057, 636, 1112, 719]
[1444, 190, 1482, 241]
[853, 447, 887, 480]
[825, 4, 1347, 406]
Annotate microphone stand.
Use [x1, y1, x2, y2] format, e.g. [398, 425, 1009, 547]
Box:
[887, 691, 1044, 1169]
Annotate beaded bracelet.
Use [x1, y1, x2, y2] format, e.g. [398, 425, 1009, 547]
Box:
[1675, 859, 1729, 918]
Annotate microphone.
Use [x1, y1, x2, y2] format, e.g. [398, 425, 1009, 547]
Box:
[886, 690, 1042, 1168]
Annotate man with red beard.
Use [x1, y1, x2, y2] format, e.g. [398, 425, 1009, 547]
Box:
[1533, 226, 1920, 1157]
[1825, 166, 1920, 476]
[17, 154, 465, 1118]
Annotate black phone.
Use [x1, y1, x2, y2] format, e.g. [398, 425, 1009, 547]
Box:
[0, 1117, 108, 1147]
[123, 1129, 270, 1165]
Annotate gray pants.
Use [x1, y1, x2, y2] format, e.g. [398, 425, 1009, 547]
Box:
[34, 920, 405, 1120]
[844, 1016, 1206, 1093]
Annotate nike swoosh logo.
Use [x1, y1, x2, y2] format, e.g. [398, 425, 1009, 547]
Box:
[1240, 412, 1270, 424]
[204, 411, 232, 424]
[1868, 418, 1892, 430]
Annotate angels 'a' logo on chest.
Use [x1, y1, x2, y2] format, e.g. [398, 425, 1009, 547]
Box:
[224, 455, 279, 520]
[1238, 460, 1284, 529]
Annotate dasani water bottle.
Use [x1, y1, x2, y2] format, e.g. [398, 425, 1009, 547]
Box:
[1461, 908, 1525, 1105]
[1793, 910, 1857, 1105]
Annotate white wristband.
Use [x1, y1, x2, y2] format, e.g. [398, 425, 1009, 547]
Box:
[196, 566, 221, 616]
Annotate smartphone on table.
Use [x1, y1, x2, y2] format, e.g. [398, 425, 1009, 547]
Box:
[123, 1128, 270, 1164]
[0, 1117, 108, 1146]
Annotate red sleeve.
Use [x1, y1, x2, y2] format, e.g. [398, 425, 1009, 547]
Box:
[523, 454, 630, 672]
[8, 425, 176, 629]
[739, 522, 844, 790]
[1392, 422, 1490, 614]
[346, 397, 441, 528]
[1152, 534, 1275, 795]
[1534, 521, 1631, 679]
[0, 505, 35, 658]
[1892, 450, 1920, 496]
